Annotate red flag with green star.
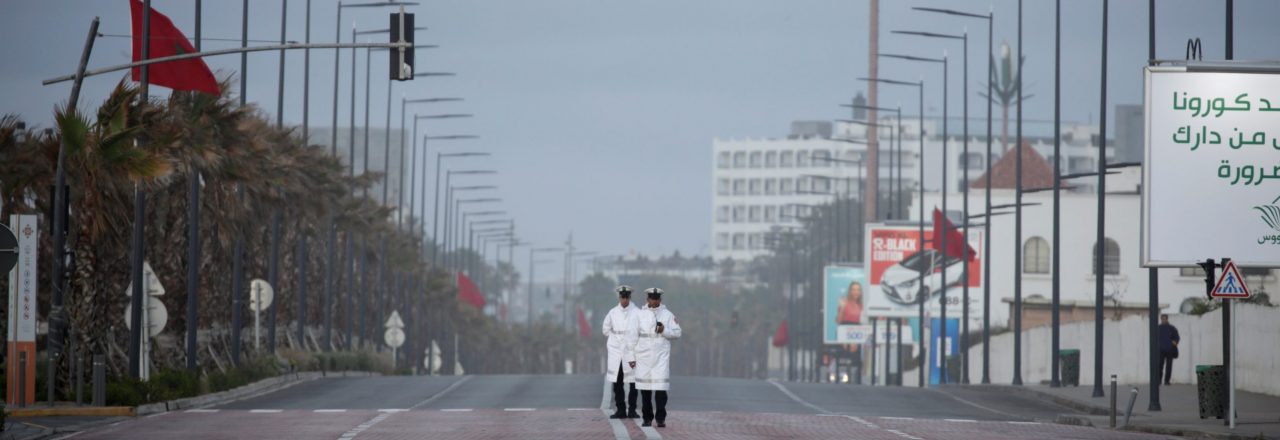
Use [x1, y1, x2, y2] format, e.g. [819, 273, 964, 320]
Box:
[130, 0, 220, 95]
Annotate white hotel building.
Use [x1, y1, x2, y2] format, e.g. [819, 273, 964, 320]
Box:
[710, 110, 1111, 263]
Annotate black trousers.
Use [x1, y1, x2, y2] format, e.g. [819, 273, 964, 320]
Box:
[640, 389, 668, 423]
[1160, 351, 1176, 385]
[612, 364, 637, 414]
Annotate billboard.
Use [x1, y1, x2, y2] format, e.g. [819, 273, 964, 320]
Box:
[863, 224, 983, 319]
[823, 265, 867, 345]
[1143, 67, 1280, 267]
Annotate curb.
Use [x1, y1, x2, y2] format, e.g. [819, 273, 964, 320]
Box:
[5, 406, 134, 418]
[957, 385, 1275, 440]
[135, 370, 379, 416]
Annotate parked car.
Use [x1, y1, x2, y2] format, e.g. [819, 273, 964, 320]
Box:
[879, 249, 967, 305]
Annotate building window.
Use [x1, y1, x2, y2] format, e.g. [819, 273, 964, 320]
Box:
[780, 151, 795, 168]
[717, 178, 730, 196]
[716, 206, 730, 223]
[812, 149, 831, 167]
[716, 233, 729, 250]
[732, 205, 746, 223]
[780, 178, 794, 195]
[733, 179, 746, 195]
[717, 152, 731, 169]
[961, 152, 983, 170]
[749, 179, 762, 195]
[1092, 238, 1121, 275]
[749, 206, 762, 223]
[813, 177, 830, 193]
[1069, 156, 1095, 173]
[1023, 237, 1050, 274]
[733, 151, 747, 168]
[765, 205, 778, 222]
[732, 233, 745, 250]
[765, 151, 778, 168]
[764, 178, 777, 195]
[749, 151, 763, 168]
[797, 150, 811, 167]
[749, 233, 764, 250]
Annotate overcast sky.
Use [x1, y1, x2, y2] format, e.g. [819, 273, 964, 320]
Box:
[4, 0, 1280, 270]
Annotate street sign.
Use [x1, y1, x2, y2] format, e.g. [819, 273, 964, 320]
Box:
[384, 327, 405, 349]
[249, 279, 274, 312]
[385, 310, 404, 329]
[6, 215, 36, 405]
[125, 261, 164, 297]
[0, 223, 18, 274]
[124, 297, 168, 338]
[1210, 260, 1252, 298]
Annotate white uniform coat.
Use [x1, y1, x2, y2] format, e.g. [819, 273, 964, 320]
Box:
[602, 303, 639, 383]
[634, 304, 681, 391]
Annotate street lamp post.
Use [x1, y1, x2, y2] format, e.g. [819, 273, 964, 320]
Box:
[878, 50, 949, 384]
[431, 153, 486, 264]
[409, 114, 474, 229]
[913, 3, 996, 386]
[528, 247, 564, 326]
[892, 29, 971, 384]
[842, 104, 902, 220]
[859, 75, 924, 387]
[397, 98, 462, 221]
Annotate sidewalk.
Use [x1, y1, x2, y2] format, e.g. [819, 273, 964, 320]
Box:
[988, 382, 1280, 439]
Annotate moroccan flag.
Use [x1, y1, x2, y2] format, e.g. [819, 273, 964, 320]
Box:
[576, 307, 591, 339]
[130, 0, 220, 95]
[932, 208, 976, 261]
[456, 272, 485, 309]
[772, 320, 789, 347]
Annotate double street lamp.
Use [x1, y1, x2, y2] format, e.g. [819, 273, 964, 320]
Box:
[528, 247, 565, 325]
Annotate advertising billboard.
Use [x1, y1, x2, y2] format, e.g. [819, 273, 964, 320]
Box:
[1143, 67, 1280, 267]
[863, 224, 983, 319]
[823, 265, 868, 345]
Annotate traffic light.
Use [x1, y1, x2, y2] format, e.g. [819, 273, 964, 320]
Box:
[389, 10, 414, 81]
[1198, 259, 1216, 297]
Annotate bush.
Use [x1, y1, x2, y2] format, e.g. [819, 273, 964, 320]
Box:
[147, 368, 200, 402]
[206, 356, 281, 394]
[104, 377, 149, 407]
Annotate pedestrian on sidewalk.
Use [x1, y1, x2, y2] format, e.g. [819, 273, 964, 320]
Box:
[1158, 314, 1180, 385]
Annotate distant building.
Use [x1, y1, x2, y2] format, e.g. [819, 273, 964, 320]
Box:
[1114, 104, 1144, 164]
[593, 251, 719, 284]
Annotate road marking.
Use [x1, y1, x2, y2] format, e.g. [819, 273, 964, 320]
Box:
[440, 408, 472, 412]
[944, 418, 977, 423]
[600, 382, 633, 440]
[633, 418, 662, 440]
[409, 375, 473, 409]
[377, 409, 408, 413]
[314, 409, 347, 413]
[880, 416, 915, 421]
[503, 408, 535, 412]
[1009, 421, 1042, 425]
[337, 411, 393, 440]
[249, 409, 282, 413]
[886, 428, 925, 440]
[766, 379, 830, 415]
[185, 409, 219, 413]
[928, 387, 1026, 421]
[568, 408, 595, 411]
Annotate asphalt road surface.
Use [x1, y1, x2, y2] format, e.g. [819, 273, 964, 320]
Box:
[61, 375, 1181, 440]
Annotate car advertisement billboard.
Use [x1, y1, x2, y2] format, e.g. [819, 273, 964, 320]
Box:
[863, 224, 983, 318]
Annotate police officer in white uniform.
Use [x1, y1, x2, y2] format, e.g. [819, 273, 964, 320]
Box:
[603, 285, 640, 419]
[634, 287, 681, 428]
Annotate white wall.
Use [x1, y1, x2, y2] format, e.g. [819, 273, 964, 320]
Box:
[963, 304, 1280, 396]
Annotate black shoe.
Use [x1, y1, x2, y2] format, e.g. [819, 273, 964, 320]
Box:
[656, 421, 666, 428]
[641, 420, 652, 427]
[627, 411, 640, 419]
[609, 412, 626, 419]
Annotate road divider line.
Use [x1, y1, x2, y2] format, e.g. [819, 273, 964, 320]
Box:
[440, 408, 472, 412]
[568, 408, 594, 411]
[601, 383, 633, 440]
[928, 387, 1027, 421]
[944, 418, 977, 423]
[766, 379, 831, 415]
[1008, 421, 1041, 425]
[314, 409, 347, 413]
[377, 409, 407, 413]
[503, 408, 535, 412]
[880, 416, 915, 421]
[633, 418, 662, 440]
[248, 409, 282, 413]
[409, 375, 473, 410]
[337, 412, 392, 440]
[185, 409, 219, 413]
[886, 428, 924, 440]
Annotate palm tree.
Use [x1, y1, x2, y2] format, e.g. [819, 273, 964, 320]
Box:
[978, 41, 1033, 154]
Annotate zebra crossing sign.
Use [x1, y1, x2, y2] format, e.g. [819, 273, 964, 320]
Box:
[1210, 261, 1252, 299]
